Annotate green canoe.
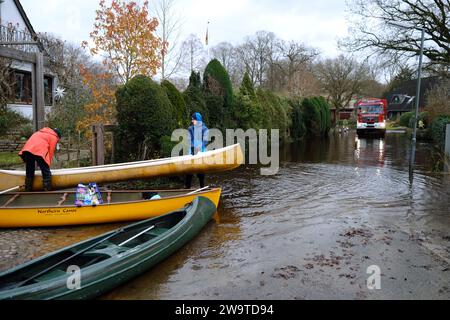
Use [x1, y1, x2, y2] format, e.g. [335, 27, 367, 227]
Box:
[0, 196, 216, 300]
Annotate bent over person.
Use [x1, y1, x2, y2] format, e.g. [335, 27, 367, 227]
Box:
[18, 127, 61, 191]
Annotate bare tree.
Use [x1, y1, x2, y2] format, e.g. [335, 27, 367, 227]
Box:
[152, 0, 184, 79]
[315, 55, 371, 112]
[180, 34, 206, 74]
[341, 0, 450, 72]
[236, 31, 277, 87]
[271, 40, 319, 96]
[0, 58, 14, 107]
[211, 42, 244, 87]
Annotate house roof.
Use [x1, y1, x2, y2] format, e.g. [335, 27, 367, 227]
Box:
[9, 0, 44, 52]
[385, 76, 442, 113]
[12, 0, 37, 37]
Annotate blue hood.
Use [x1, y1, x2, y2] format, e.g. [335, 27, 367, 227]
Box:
[191, 112, 203, 122]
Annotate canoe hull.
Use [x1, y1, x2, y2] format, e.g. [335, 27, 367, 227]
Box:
[0, 144, 244, 191]
[0, 197, 217, 300]
[0, 188, 221, 228]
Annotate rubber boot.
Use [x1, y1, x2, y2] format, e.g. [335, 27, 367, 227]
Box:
[43, 178, 52, 192]
[25, 177, 33, 192]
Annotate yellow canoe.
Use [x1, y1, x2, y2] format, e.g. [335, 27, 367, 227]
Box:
[0, 144, 244, 191]
[0, 187, 221, 228]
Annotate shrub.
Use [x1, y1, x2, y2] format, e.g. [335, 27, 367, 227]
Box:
[256, 89, 290, 139]
[115, 75, 176, 161]
[299, 96, 331, 137]
[409, 111, 429, 129]
[430, 115, 450, 149]
[183, 71, 209, 124]
[426, 79, 450, 121]
[289, 99, 306, 140]
[399, 111, 414, 127]
[203, 59, 234, 129]
[233, 74, 263, 130]
[0, 106, 29, 137]
[161, 80, 188, 128]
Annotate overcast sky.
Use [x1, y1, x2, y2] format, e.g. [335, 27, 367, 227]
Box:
[20, 0, 350, 58]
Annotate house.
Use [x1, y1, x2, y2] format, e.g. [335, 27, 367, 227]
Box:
[384, 76, 442, 119]
[0, 0, 56, 126]
[330, 99, 358, 123]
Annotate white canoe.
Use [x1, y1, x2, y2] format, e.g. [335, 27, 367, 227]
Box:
[0, 144, 244, 191]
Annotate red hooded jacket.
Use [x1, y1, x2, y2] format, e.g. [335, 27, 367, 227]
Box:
[19, 127, 59, 167]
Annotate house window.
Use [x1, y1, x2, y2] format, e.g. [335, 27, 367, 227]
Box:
[44, 76, 53, 105]
[10, 71, 54, 105]
[13, 71, 32, 104]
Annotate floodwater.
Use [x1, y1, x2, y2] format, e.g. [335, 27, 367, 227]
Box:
[1, 131, 450, 299]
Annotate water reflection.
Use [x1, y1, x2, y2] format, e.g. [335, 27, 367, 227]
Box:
[2, 131, 450, 299]
[354, 136, 385, 167]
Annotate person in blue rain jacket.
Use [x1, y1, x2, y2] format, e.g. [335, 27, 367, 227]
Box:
[186, 112, 209, 189]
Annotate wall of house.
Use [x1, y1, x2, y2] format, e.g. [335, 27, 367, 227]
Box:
[0, 0, 28, 31]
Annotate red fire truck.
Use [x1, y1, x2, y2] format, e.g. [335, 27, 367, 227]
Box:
[355, 98, 388, 137]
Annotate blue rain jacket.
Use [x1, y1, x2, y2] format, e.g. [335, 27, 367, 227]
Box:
[188, 112, 209, 154]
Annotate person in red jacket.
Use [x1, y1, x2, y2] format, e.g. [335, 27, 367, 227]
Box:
[18, 127, 61, 191]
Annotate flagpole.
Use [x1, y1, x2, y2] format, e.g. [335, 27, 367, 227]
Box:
[206, 21, 210, 61]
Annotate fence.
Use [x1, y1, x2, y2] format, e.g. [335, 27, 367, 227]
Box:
[0, 23, 38, 53]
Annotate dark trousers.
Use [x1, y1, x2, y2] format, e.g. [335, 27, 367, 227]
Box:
[185, 173, 205, 189]
[20, 151, 51, 181]
[185, 146, 205, 189]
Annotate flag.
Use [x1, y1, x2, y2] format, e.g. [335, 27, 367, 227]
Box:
[205, 21, 209, 46]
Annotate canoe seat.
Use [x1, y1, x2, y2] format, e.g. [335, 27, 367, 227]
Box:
[145, 227, 169, 237]
[83, 241, 128, 258]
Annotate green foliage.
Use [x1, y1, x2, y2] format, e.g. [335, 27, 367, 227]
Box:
[161, 80, 188, 128]
[399, 111, 429, 129]
[203, 59, 234, 129]
[410, 111, 429, 129]
[255, 89, 291, 139]
[239, 72, 256, 99]
[0, 152, 23, 167]
[183, 71, 209, 124]
[301, 97, 331, 136]
[399, 112, 414, 127]
[289, 99, 306, 140]
[115, 75, 176, 161]
[47, 87, 89, 134]
[0, 106, 29, 137]
[430, 115, 450, 149]
[232, 73, 263, 130]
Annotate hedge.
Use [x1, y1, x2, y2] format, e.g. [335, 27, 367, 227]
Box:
[430, 115, 450, 149]
[115, 75, 176, 161]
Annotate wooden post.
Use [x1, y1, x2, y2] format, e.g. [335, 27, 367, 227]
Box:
[110, 132, 114, 164]
[33, 51, 45, 131]
[91, 124, 105, 166]
[67, 130, 71, 163]
[77, 131, 81, 167]
[92, 125, 97, 166]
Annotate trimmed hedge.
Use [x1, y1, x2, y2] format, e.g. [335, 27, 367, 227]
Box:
[301, 97, 331, 136]
[399, 111, 414, 127]
[289, 99, 306, 140]
[430, 115, 450, 149]
[233, 73, 264, 130]
[203, 59, 234, 129]
[161, 80, 188, 127]
[183, 71, 209, 124]
[115, 75, 176, 161]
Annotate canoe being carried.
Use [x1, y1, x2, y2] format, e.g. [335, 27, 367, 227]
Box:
[0, 196, 216, 300]
[0, 187, 221, 228]
[0, 144, 244, 191]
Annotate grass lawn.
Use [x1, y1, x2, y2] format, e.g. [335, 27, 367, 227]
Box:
[0, 152, 23, 168]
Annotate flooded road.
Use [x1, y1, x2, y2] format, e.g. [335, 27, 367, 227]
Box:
[1, 131, 450, 299]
